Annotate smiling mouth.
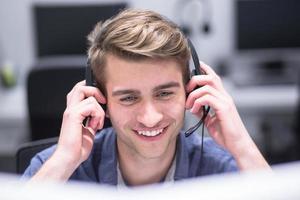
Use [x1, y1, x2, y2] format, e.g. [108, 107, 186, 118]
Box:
[136, 128, 164, 137]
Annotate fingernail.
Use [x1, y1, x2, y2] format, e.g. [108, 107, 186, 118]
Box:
[185, 102, 191, 109]
[190, 107, 195, 113]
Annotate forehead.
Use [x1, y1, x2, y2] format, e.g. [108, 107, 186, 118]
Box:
[105, 54, 184, 91]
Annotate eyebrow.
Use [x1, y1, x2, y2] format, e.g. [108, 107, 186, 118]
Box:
[153, 81, 180, 92]
[112, 81, 181, 96]
[112, 89, 140, 96]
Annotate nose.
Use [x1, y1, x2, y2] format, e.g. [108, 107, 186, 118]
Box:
[136, 101, 163, 128]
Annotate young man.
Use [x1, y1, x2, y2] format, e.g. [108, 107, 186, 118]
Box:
[23, 9, 270, 185]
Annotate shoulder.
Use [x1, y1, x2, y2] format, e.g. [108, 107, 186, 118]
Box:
[93, 127, 116, 149]
[185, 133, 227, 155]
[22, 127, 116, 179]
[184, 134, 238, 175]
[71, 127, 117, 182]
[81, 127, 116, 162]
[21, 145, 56, 178]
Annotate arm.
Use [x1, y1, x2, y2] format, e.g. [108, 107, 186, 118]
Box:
[185, 62, 271, 171]
[29, 81, 106, 182]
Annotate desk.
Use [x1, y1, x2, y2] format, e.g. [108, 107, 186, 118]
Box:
[225, 80, 299, 114]
[0, 85, 28, 155]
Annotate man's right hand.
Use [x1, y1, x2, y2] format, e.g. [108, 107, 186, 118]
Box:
[30, 80, 106, 182]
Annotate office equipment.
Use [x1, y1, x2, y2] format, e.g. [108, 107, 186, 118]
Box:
[33, 3, 127, 57]
[26, 59, 112, 141]
[2, 161, 300, 199]
[16, 137, 58, 174]
[231, 0, 300, 86]
[235, 0, 300, 52]
[27, 65, 85, 140]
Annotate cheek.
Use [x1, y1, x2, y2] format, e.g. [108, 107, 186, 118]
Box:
[163, 97, 186, 120]
[106, 101, 127, 124]
[106, 101, 141, 132]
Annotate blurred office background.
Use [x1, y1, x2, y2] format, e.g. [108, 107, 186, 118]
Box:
[0, 0, 299, 173]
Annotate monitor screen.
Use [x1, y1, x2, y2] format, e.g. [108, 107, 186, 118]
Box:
[33, 3, 127, 57]
[2, 162, 300, 199]
[235, 0, 300, 50]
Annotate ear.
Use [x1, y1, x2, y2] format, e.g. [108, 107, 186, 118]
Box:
[105, 109, 110, 118]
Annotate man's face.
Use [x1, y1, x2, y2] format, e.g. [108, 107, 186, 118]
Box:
[105, 54, 186, 160]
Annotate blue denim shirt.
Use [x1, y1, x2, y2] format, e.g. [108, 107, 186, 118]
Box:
[22, 127, 238, 185]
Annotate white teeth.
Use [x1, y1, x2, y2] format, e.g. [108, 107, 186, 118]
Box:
[137, 129, 163, 137]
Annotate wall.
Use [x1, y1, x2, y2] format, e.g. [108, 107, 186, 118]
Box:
[0, 0, 233, 84]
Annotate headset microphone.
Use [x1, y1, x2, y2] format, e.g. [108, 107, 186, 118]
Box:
[185, 39, 210, 137]
[185, 39, 210, 175]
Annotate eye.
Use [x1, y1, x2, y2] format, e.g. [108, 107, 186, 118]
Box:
[119, 95, 138, 105]
[156, 91, 174, 99]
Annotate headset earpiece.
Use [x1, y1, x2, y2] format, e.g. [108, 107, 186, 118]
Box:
[185, 39, 210, 137]
[85, 59, 95, 87]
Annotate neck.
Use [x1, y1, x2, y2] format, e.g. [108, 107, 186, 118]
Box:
[117, 140, 176, 186]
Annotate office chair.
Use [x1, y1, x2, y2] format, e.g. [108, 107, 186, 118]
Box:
[27, 65, 85, 140]
[294, 69, 300, 160]
[16, 137, 58, 174]
[27, 64, 112, 141]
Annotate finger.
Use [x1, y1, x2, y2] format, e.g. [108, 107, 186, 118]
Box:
[189, 94, 224, 115]
[188, 106, 204, 119]
[186, 85, 227, 109]
[67, 84, 106, 107]
[199, 61, 218, 77]
[67, 80, 86, 106]
[81, 127, 95, 161]
[205, 114, 217, 130]
[82, 125, 96, 137]
[68, 80, 86, 95]
[186, 73, 224, 94]
[205, 115, 218, 138]
[66, 97, 104, 131]
[71, 80, 86, 89]
[87, 113, 105, 131]
[79, 97, 105, 127]
[205, 116, 215, 133]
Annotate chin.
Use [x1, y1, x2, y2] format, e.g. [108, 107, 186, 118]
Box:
[137, 148, 170, 160]
[135, 137, 177, 160]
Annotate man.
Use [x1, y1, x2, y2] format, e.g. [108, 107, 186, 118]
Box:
[23, 9, 270, 185]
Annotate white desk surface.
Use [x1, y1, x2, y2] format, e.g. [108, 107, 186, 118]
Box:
[225, 81, 299, 113]
[0, 85, 26, 121]
[0, 85, 27, 155]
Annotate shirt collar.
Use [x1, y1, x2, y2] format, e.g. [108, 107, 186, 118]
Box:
[97, 129, 190, 185]
[174, 131, 190, 180]
[98, 129, 118, 185]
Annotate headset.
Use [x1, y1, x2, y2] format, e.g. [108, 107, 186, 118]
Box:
[85, 38, 210, 137]
[185, 39, 210, 138]
[85, 38, 209, 175]
[85, 39, 209, 136]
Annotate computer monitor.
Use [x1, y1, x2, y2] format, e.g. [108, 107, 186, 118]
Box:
[2, 161, 300, 200]
[235, 0, 300, 52]
[231, 0, 300, 85]
[33, 3, 127, 57]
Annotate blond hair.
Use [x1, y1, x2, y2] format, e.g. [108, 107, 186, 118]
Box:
[87, 9, 191, 93]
